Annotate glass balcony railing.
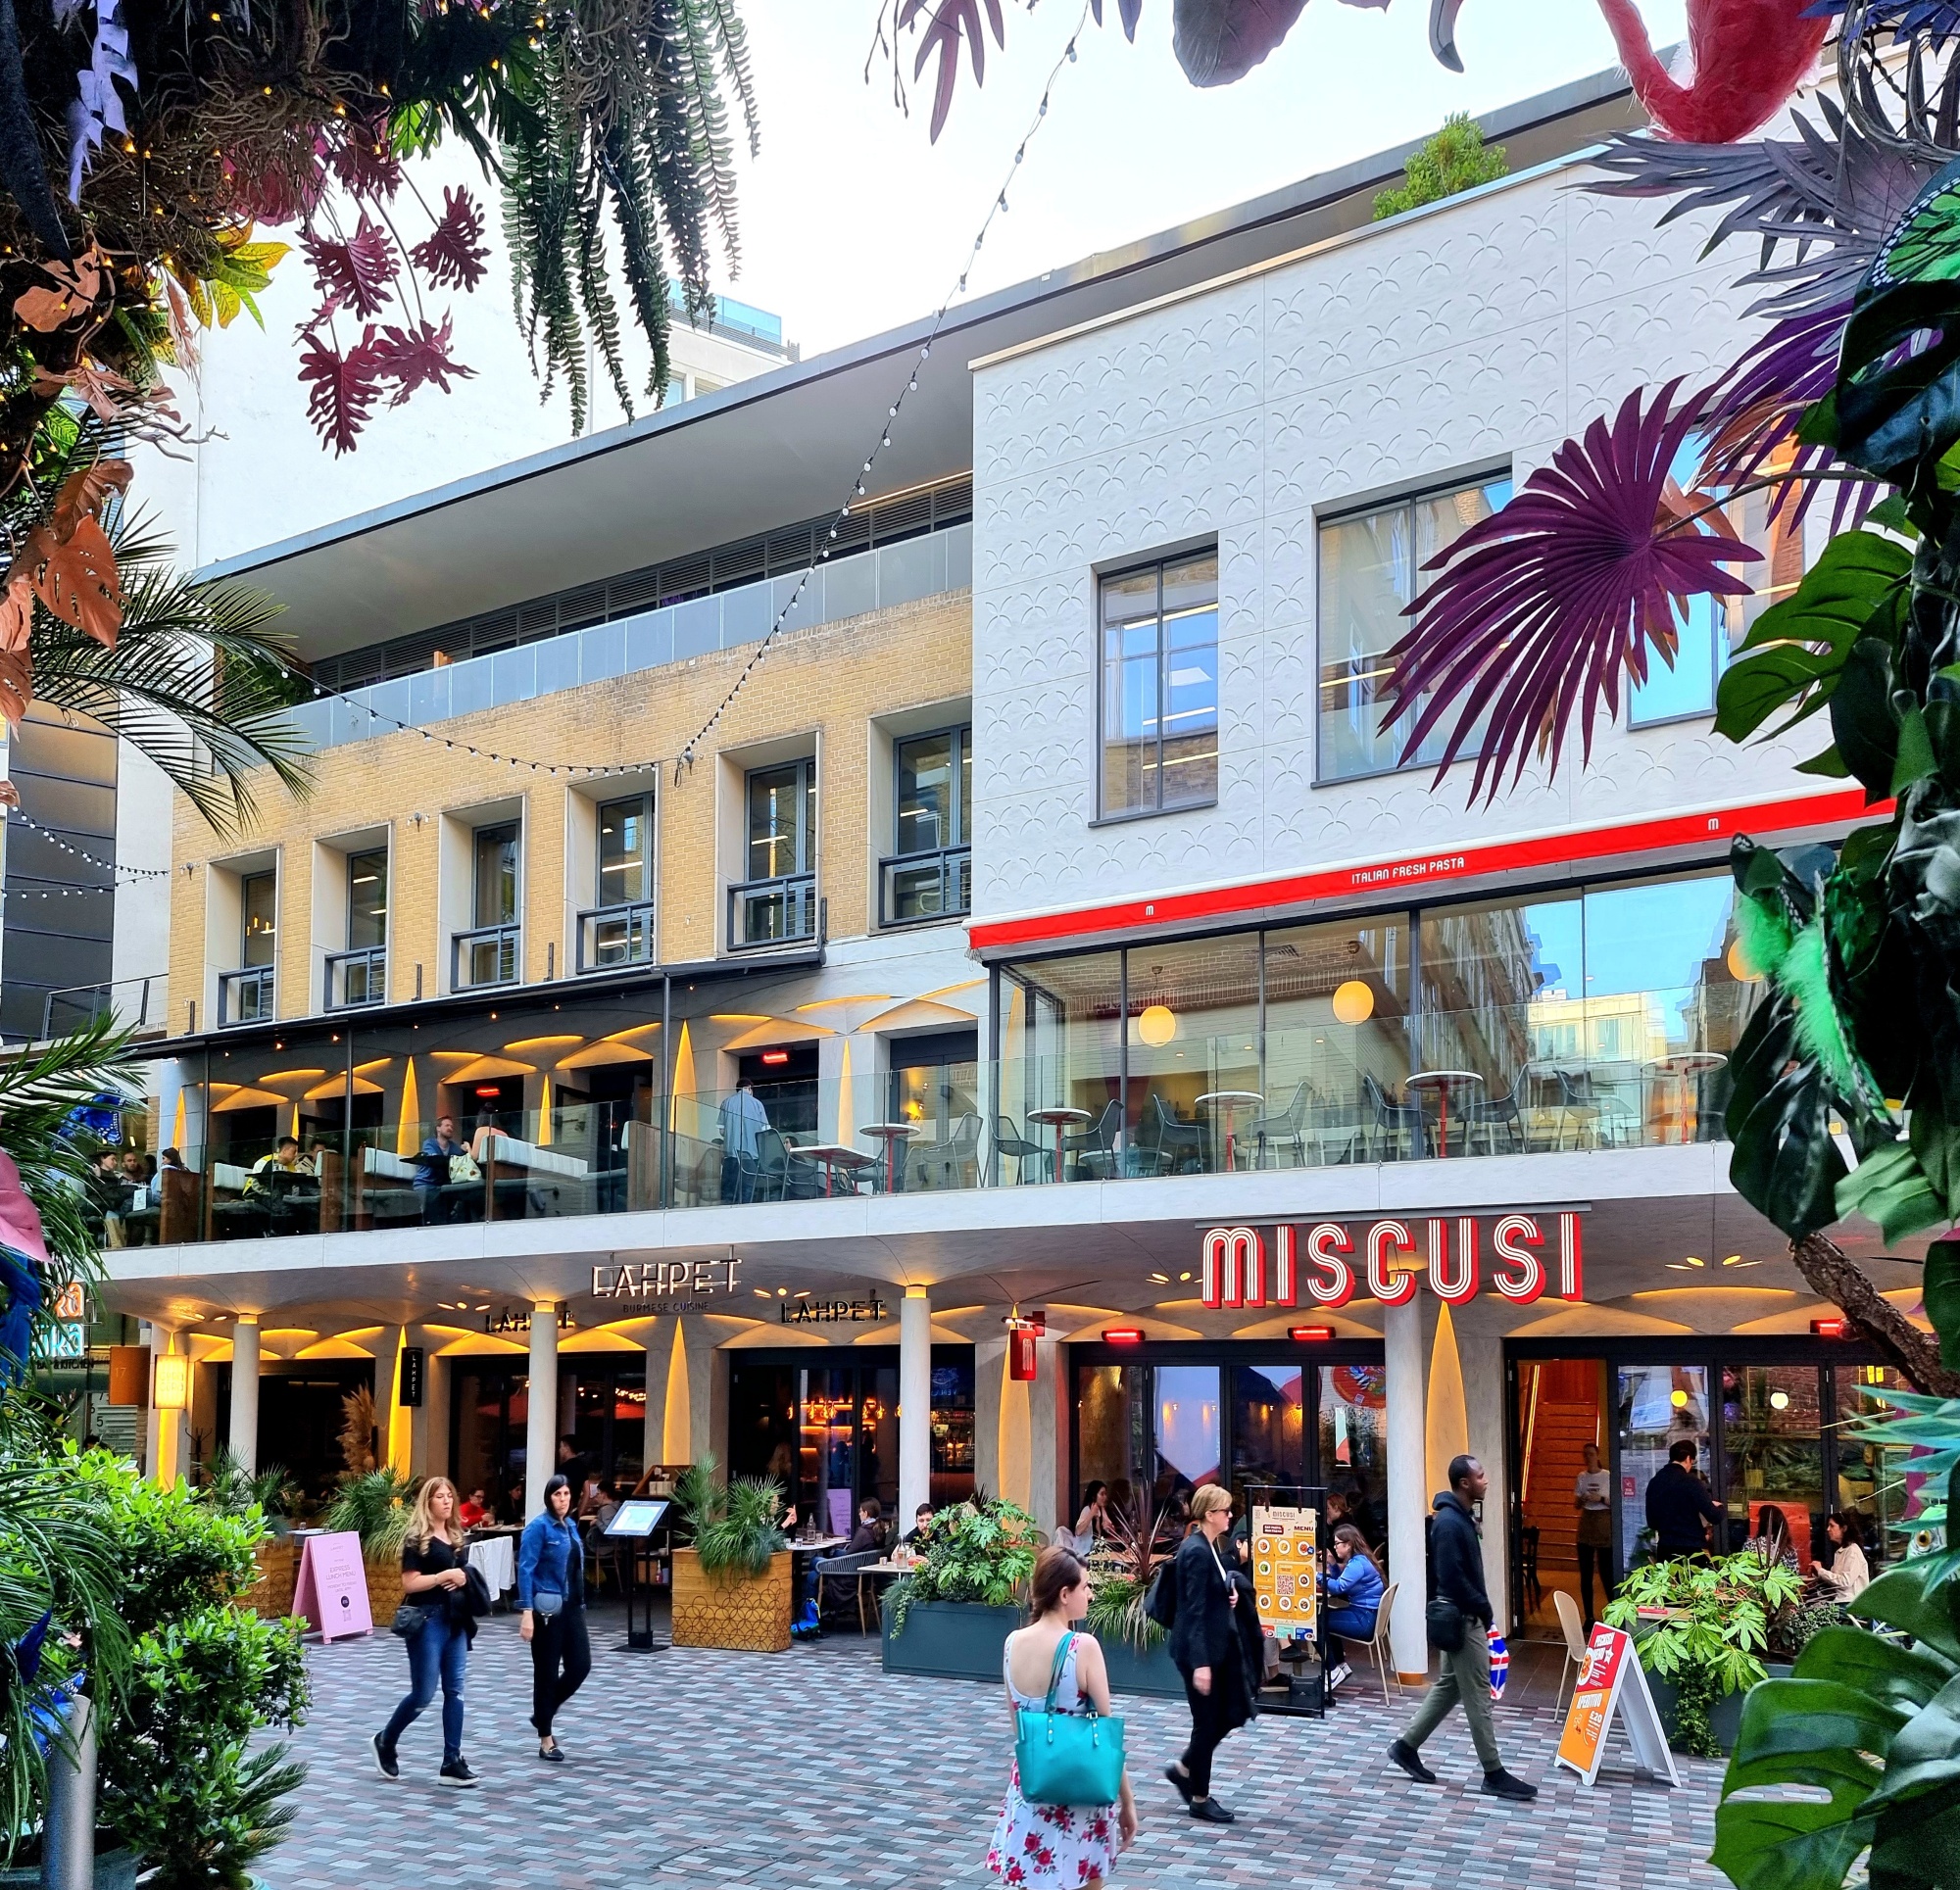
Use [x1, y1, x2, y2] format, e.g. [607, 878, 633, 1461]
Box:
[452, 924, 521, 991]
[218, 967, 275, 1027]
[578, 901, 657, 973]
[880, 847, 971, 927]
[727, 873, 817, 950]
[325, 947, 387, 1010]
[103, 998, 1745, 1251]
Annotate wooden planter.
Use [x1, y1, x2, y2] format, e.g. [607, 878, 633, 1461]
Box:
[242, 1535, 298, 1620]
[365, 1559, 404, 1630]
[670, 1549, 794, 1653]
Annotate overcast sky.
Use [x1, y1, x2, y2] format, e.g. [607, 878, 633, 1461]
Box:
[729, 0, 1691, 354]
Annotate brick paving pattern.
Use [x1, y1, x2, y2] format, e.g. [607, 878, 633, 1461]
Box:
[260, 1608, 1729, 1889]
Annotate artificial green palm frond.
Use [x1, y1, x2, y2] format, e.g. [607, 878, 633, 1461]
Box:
[28, 512, 313, 840]
[0, 1013, 136, 1276]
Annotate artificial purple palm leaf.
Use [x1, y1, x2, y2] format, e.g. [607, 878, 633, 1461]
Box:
[1386, 381, 1760, 803]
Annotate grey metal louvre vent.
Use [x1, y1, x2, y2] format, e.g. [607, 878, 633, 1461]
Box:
[310, 472, 972, 693]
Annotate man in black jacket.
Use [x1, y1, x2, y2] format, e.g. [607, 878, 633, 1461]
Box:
[1645, 1439, 1724, 1558]
[1389, 1455, 1537, 1802]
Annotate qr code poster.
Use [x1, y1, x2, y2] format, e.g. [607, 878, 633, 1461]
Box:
[1250, 1505, 1317, 1639]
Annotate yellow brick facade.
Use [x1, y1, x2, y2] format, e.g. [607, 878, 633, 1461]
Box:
[167, 590, 972, 1036]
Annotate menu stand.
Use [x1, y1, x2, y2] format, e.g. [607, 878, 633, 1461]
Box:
[604, 1498, 672, 1654]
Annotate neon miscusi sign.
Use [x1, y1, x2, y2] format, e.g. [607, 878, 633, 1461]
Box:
[1200, 1213, 1584, 1310]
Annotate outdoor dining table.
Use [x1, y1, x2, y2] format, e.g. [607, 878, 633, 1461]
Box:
[1196, 1090, 1265, 1172]
[1406, 1069, 1485, 1158]
[861, 1121, 918, 1192]
[1027, 1105, 1091, 1182]
[790, 1143, 876, 1197]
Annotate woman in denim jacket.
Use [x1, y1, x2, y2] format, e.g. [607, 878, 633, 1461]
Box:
[517, 1474, 590, 1762]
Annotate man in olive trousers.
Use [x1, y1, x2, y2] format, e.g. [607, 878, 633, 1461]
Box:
[1388, 1455, 1537, 1802]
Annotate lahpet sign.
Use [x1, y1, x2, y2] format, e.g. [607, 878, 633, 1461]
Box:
[1201, 1213, 1584, 1310]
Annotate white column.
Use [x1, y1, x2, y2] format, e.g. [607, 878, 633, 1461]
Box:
[899, 1287, 932, 1525]
[1385, 1296, 1429, 1683]
[227, 1318, 260, 1474]
[525, 1304, 559, 1520]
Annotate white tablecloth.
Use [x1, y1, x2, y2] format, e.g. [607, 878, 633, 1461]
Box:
[467, 1535, 515, 1598]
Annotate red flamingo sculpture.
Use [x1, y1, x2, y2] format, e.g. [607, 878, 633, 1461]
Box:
[1428, 0, 1828, 143]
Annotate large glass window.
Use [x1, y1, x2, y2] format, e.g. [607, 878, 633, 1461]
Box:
[895, 728, 968, 852]
[746, 758, 815, 881]
[1100, 551, 1218, 818]
[240, 871, 276, 966]
[597, 796, 652, 905]
[346, 848, 387, 949]
[1317, 473, 1511, 782]
[471, 823, 519, 927]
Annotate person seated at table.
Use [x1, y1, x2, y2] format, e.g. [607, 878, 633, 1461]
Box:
[1322, 1525, 1384, 1667]
[847, 1498, 886, 1556]
[459, 1487, 489, 1528]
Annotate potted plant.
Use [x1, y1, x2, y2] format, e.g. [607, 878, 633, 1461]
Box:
[882, 1497, 1039, 1680]
[1084, 1498, 1183, 1698]
[323, 1468, 415, 1626]
[669, 1456, 793, 1653]
[1604, 1543, 1802, 1755]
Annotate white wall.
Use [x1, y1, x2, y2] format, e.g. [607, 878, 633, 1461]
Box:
[968, 155, 1826, 923]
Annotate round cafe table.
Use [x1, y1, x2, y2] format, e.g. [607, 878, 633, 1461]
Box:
[1196, 1090, 1265, 1172]
[1027, 1105, 1091, 1183]
[1643, 1050, 1728, 1144]
[861, 1121, 919, 1193]
[790, 1142, 875, 1197]
[1406, 1069, 1484, 1159]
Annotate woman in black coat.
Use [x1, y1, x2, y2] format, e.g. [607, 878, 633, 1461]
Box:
[1164, 1483, 1252, 1824]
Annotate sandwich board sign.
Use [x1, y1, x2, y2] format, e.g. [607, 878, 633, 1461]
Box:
[1250, 1504, 1318, 1642]
[1555, 1623, 1680, 1787]
[292, 1530, 373, 1643]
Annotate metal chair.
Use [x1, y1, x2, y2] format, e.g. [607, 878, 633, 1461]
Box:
[1553, 1587, 1590, 1717]
[993, 1117, 1050, 1183]
[1364, 1578, 1402, 1701]
[1250, 1080, 1310, 1168]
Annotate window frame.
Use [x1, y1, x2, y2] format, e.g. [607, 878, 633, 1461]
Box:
[1312, 468, 1512, 788]
[1094, 545, 1220, 824]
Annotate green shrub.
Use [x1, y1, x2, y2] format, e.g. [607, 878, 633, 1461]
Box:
[1372, 114, 1508, 220]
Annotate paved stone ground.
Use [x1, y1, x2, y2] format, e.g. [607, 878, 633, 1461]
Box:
[259, 1605, 1729, 1890]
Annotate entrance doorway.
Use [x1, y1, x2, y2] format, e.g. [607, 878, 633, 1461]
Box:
[1513, 1358, 1608, 1637]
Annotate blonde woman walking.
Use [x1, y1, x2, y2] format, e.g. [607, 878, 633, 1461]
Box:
[987, 1545, 1137, 1886]
[373, 1476, 481, 1787]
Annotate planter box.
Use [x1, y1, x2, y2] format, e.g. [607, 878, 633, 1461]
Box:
[882, 1599, 1023, 1680]
[1644, 1663, 1793, 1755]
[0, 1843, 138, 1888]
[670, 1549, 793, 1654]
[366, 1559, 404, 1631]
[243, 1536, 299, 1620]
[1099, 1634, 1183, 1699]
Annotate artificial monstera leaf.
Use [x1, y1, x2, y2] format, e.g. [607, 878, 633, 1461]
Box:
[1170, 0, 1308, 84]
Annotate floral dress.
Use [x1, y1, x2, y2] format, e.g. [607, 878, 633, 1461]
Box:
[986, 1632, 1120, 1888]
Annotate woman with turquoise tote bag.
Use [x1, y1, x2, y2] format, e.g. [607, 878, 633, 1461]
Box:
[987, 1546, 1138, 1887]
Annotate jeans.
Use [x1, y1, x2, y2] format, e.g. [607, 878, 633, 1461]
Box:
[1577, 1541, 1614, 1627]
[381, 1615, 468, 1764]
[1399, 1621, 1502, 1773]
[529, 1606, 592, 1737]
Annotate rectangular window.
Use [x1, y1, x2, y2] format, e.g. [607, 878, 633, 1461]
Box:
[895, 727, 968, 852]
[1099, 551, 1218, 818]
[1630, 445, 1807, 726]
[1316, 473, 1511, 783]
[346, 848, 388, 949]
[240, 871, 276, 967]
[472, 822, 519, 927]
[746, 759, 815, 881]
[597, 796, 652, 905]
